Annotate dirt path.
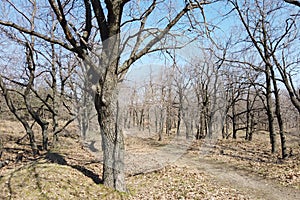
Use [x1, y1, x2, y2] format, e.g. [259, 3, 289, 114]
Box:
[85, 130, 300, 200]
[126, 133, 300, 200]
[177, 154, 300, 200]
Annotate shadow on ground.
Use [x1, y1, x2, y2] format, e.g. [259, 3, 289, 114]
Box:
[45, 152, 102, 184]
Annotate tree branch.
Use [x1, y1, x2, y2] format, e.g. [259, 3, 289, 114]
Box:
[0, 20, 74, 51]
[284, 0, 300, 7]
[83, 0, 92, 43]
[118, 2, 208, 77]
[91, 0, 109, 41]
[48, 0, 79, 51]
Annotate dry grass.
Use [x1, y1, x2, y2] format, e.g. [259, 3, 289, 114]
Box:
[192, 131, 300, 189]
[0, 120, 299, 199]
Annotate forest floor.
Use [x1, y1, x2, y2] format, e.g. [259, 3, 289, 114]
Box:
[0, 120, 299, 199]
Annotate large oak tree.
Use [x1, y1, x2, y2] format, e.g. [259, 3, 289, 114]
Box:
[0, 0, 210, 191]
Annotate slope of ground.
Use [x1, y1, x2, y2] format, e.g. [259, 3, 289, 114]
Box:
[0, 135, 249, 199]
[0, 121, 299, 199]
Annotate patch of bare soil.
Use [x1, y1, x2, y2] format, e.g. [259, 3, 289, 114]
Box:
[177, 155, 300, 200]
[173, 131, 300, 200]
[194, 131, 300, 189]
[84, 128, 300, 199]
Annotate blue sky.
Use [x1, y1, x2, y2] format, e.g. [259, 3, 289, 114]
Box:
[123, 1, 235, 84]
[124, 0, 300, 88]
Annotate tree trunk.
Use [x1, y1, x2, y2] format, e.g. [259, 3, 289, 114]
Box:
[132, 109, 137, 127]
[248, 113, 254, 141]
[201, 111, 206, 138]
[245, 88, 251, 140]
[155, 107, 158, 133]
[270, 67, 287, 159]
[166, 86, 172, 136]
[25, 124, 39, 155]
[196, 124, 201, 139]
[51, 43, 59, 141]
[146, 109, 151, 135]
[176, 103, 182, 137]
[226, 115, 230, 139]
[139, 109, 144, 131]
[95, 78, 126, 192]
[41, 123, 49, 150]
[232, 102, 237, 139]
[24, 99, 49, 151]
[195, 101, 201, 140]
[158, 108, 164, 141]
[207, 115, 213, 139]
[128, 109, 132, 129]
[183, 113, 190, 139]
[165, 109, 172, 136]
[203, 92, 209, 138]
[265, 64, 276, 153]
[81, 84, 90, 140]
[81, 112, 89, 140]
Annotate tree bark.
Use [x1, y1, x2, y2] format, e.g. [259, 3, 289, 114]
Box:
[270, 67, 287, 159]
[245, 88, 251, 140]
[249, 113, 254, 141]
[176, 108, 181, 137]
[139, 108, 144, 131]
[166, 86, 172, 136]
[183, 109, 190, 139]
[95, 77, 126, 192]
[232, 100, 237, 139]
[158, 107, 164, 141]
[176, 95, 183, 137]
[265, 63, 276, 153]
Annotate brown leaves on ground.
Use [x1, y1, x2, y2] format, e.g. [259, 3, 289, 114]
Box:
[191, 131, 300, 189]
[0, 120, 299, 199]
[128, 165, 250, 200]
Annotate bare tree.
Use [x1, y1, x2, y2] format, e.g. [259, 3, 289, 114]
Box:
[230, 0, 277, 153]
[0, 75, 39, 155]
[173, 64, 192, 138]
[0, 0, 211, 190]
[228, 0, 300, 158]
[190, 48, 225, 139]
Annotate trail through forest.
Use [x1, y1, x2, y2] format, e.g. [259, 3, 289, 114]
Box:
[1, 122, 299, 199]
[178, 154, 300, 200]
[85, 128, 300, 200]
